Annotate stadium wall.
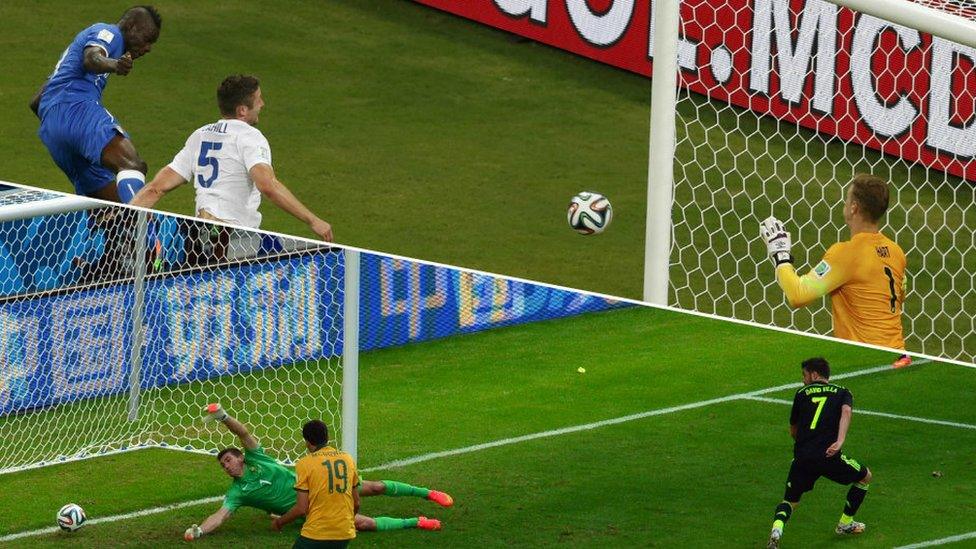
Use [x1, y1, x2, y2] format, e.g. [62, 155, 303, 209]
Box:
[414, 0, 976, 182]
[0, 244, 621, 416]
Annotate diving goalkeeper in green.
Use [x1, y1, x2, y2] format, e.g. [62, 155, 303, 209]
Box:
[183, 404, 452, 541]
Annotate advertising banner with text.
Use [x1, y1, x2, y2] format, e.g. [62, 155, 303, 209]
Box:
[415, 0, 976, 181]
[0, 250, 622, 415]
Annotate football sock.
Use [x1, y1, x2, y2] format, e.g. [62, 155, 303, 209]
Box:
[842, 482, 869, 520]
[772, 501, 793, 531]
[374, 517, 420, 531]
[382, 480, 430, 498]
[116, 170, 145, 203]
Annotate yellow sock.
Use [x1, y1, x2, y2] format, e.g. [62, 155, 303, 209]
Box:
[839, 514, 854, 525]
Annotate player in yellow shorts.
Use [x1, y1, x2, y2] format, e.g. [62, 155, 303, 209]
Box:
[760, 174, 910, 367]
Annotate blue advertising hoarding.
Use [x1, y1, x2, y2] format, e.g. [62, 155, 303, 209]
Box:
[0, 248, 623, 416]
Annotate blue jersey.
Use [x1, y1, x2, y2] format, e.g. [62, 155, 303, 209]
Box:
[40, 23, 125, 117]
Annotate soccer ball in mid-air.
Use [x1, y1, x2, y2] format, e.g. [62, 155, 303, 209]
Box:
[57, 503, 87, 532]
[567, 192, 612, 235]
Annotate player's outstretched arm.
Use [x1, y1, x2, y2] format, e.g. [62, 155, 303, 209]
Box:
[184, 507, 232, 541]
[205, 404, 259, 450]
[130, 166, 187, 209]
[272, 491, 309, 531]
[249, 164, 333, 242]
[826, 404, 852, 458]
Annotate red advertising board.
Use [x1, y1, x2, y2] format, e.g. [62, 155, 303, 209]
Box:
[414, 0, 976, 182]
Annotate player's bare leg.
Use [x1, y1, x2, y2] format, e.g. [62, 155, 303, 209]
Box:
[78, 136, 144, 282]
[98, 134, 148, 203]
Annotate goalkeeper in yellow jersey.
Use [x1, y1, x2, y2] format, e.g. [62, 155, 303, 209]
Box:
[760, 174, 911, 368]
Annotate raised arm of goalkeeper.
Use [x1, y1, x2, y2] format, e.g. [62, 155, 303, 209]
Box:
[207, 404, 259, 450]
[759, 216, 850, 308]
[183, 405, 258, 541]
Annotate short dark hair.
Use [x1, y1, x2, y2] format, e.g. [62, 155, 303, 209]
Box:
[302, 420, 329, 447]
[801, 357, 830, 379]
[217, 75, 261, 117]
[123, 5, 162, 30]
[216, 447, 243, 462]
[849, 174, 889, 223]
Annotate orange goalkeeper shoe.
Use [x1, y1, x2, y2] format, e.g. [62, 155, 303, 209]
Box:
[427, 490, 454, 507]
[417, 516, 442, 531]
[892, 355, 912, 369]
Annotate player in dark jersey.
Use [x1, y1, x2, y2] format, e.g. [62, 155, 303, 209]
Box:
[767, 358, 873, 548]
[30, 6, 161, 203]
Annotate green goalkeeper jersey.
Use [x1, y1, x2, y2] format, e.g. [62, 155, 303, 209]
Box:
[222, 446, 297, 515]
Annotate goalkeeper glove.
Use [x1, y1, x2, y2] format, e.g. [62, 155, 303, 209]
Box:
[204, 403, 228, 422]
[184, 524, 203, 541]
[760, 216, 794, 266]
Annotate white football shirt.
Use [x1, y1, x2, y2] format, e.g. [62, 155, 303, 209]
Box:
[168, 119, 272, 228]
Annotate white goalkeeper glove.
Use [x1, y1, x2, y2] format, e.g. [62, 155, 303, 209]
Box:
[760, 216, 794, 266]
[184, 524, 203, 541]
[203, 403, 228, 422]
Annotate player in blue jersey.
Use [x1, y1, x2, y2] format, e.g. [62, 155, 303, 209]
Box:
[30, 6, 162, 203]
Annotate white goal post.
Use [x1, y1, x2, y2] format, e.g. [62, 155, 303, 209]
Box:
[645, 0, 976, 362]
[0, 186, 102, 222]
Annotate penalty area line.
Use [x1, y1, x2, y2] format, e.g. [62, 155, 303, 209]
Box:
[895, 530, 976, 548]
[0, 358, 925, 542]
[745, 395, 976, 431]
[365, 359, 920, 472]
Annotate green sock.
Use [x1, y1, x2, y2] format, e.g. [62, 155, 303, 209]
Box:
[374, 517, 420, 531]
[382, 480, 430, 498]
[839, 514, 854, 525]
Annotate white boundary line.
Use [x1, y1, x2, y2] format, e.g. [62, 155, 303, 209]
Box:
[895, 531, 976, 548]
[365, 360, 929, 471]
[1, 179, 973, 370]
[0, 496, 224, 543]
[0, 359, 930, 543]
[745, 395, 976, 431]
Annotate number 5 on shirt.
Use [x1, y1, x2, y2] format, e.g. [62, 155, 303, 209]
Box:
[197, 141, 222, 187]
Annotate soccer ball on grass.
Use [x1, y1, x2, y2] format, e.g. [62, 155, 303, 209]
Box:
[57, 503, 87, 532]
[567, 192, 612, 235]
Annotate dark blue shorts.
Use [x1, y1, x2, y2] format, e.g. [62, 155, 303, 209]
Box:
[38, 101, 128, 195]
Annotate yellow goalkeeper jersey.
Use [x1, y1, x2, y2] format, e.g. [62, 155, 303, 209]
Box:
[775, 231, 906, 349]
[294, 446, 360, 541]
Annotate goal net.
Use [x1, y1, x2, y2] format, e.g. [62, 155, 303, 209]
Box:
[0, 185, 624, 474]
[0, 189, 349, 474]
[661, 0, 976, 361]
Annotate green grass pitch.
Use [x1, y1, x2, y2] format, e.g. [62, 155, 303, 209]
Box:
[1, 306, 973, 547]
